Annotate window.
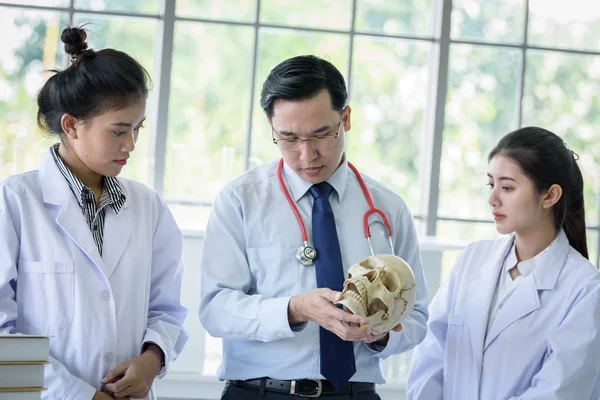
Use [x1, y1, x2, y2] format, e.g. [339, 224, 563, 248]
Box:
[436, 0, 600, 262]
[2, 0, 599, 393]
[0, 6, 68, 177]
[71, 11, 159, 186]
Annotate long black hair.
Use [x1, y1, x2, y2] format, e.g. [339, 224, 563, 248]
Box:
[489, 126, 588, 259]
[37, 25, 150, 135]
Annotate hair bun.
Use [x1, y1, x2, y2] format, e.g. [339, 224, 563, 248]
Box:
[61, 26, 88, 58]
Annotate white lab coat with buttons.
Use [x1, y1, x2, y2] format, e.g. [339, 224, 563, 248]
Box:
[0, 150, 188, 400]
[407, 231, 600, 400]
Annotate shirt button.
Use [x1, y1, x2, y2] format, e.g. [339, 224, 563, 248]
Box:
[100, 290, 110, 301]
[104, 352, 114, 363]
[277, 332, 284, 338]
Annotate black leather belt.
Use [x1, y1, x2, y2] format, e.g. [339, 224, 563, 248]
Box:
[230, 378, 375, 397]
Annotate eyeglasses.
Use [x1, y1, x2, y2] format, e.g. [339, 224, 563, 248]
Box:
[272, 118, 343, 152]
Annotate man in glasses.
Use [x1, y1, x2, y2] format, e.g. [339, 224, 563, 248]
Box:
[200, 55, 428, 399]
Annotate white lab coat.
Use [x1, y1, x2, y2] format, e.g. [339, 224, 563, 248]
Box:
[0, 151, 188, 400]
[407, 231, 600, 400]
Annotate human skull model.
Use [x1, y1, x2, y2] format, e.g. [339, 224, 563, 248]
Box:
[336, 254, 416, 336]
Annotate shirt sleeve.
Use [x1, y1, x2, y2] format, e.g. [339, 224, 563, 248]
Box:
[143, 199, 189, 378]
[370, 204, 429, 359]
[199, 189, 295, 342]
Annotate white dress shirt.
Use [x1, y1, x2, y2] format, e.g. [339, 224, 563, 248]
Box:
[199, 156, 429, 384]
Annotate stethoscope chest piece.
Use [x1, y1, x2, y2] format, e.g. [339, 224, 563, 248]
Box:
[296, 242, 316, 266]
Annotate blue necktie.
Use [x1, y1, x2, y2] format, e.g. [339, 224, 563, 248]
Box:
[309, 182, 356, 389]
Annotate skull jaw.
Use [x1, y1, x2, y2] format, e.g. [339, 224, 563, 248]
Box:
[336, 295, 415, 336]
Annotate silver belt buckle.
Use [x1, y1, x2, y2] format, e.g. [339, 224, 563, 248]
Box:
[290, 379, 323, 397]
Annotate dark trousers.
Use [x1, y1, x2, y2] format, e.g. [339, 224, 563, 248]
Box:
[221, 382, 382, 400]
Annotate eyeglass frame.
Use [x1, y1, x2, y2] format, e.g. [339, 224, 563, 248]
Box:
[271, 116, 344, 151]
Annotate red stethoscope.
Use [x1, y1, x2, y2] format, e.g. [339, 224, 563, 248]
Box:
[277, 158, 394, 266]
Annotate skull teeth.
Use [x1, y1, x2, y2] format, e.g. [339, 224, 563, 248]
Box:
[346, 290, 367, 316]
[340, 278, 368, 317]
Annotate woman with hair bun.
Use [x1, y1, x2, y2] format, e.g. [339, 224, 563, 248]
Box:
[0, 26, 187, 400]
[407, 127, 600, 399]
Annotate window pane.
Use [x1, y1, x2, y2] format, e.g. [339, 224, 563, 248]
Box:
[74, 0, 158, 14]
[414, 218, 426, 236]
[71, 14, 156, 84]
[260, 0, 352, 31]
[522, 51, 600, 227]
[72, 13, 158, 187]
[168, 204, 212, 233]
[529, 0, 600, 51]
[437, 220, 499, 243]
[165, 22, 254, 230]
[381, 349, 413, 384]
[451, 0, 525, 43]
[349, 36, 431, 212]
[355, 0, 435, 36]
[250, 28, 350, 166]
[438, 44, 520, 219]
[176, 0, 257, 22]
[441, 249, 463, 283]
[0, 8, 68, 180]
[170, 234, 207, 375]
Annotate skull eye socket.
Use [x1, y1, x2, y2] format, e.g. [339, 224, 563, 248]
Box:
[381, 274, 399, 292]
[365, 269, 378, 282]
[372, 269, 400, 292]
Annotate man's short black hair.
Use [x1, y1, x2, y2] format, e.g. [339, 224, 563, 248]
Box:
[260, 55, 348, 119]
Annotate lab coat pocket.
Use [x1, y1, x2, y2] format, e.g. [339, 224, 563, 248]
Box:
[246, 245, 298, 297]
[17, 261, 74, 332]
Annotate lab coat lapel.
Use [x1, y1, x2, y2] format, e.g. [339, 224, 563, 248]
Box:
[483, 277, 540, 350]
[101, 199, 133, 278]
[55, 195, 105, 271]
[467, 236, 513, 367]
[483, 231, 569, 350]
[39, 150, 105, 272]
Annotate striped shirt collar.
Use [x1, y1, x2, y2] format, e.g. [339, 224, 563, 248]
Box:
[50, 144, 126, 213]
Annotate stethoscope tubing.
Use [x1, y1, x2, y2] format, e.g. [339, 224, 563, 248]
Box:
[277, 158, 394, 259]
